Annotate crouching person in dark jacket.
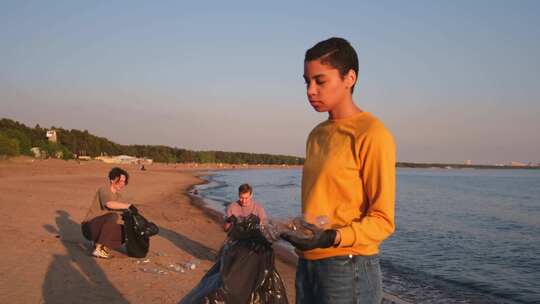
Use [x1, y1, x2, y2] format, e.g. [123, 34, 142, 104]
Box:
[81, 167, 137, 259]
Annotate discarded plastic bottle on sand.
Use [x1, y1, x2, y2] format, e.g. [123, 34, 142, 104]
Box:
[139, 267, 167, 275]
[184, 259, 200, 270]
[135, 258, 151, 264]
[168, 263, 185, 273]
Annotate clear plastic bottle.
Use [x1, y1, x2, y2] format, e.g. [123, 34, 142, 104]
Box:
[314, 215, 330, 229]
[262, 215, 330, 242]
[135, 258, 151, 264]
[140, 267, 167, 275]
[184, 258, 200, 270]
[168, 263, 185, 273]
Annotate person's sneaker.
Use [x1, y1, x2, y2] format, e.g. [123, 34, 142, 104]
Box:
[102, 246, 112, 255]
[92, 246, 111, 259]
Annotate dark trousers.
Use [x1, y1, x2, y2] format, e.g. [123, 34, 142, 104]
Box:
[82, 213, 124, 249]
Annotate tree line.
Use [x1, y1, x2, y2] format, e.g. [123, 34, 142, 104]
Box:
[0, 118, 304, 165]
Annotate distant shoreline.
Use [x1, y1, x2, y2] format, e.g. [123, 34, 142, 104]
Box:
[396, 162, 540, 170]
[2, 156, 538, 170]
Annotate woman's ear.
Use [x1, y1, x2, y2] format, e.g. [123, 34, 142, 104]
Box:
[345, 69, 357, 89]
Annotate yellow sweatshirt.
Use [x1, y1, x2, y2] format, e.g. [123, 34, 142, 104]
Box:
[300, 111, 396, 260]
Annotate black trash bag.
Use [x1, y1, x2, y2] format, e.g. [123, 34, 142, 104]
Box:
[122, 211, 159, 258]
[180, 215, 289, 304]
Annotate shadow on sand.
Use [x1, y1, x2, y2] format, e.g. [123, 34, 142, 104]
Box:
[42, 210, 128, 304]
[157, 226, 218, 261]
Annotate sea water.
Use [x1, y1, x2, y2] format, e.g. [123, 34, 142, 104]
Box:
[195, 168, 540, 303]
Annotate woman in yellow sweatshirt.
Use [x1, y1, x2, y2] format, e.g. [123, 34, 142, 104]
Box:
[281, 37, 396, 304]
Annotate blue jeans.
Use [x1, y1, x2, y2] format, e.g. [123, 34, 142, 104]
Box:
[295, 255, 382, 304]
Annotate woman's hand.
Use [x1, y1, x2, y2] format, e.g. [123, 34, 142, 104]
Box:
[280, 221, 339, 250]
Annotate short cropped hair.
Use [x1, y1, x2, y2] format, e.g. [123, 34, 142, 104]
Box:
[238, 183, 253, 194]
[305, 37, 359, 93]
[108, 167, 129, 185]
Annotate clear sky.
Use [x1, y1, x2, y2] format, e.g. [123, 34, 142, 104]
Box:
[1, 1, 539, 164]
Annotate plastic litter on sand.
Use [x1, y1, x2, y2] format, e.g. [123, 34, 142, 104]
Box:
[139, 267, 167, 275]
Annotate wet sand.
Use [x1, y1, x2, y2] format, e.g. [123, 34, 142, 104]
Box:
[0, 157, 405, 303]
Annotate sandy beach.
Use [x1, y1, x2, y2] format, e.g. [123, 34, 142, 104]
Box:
[0, 157, 405, 304]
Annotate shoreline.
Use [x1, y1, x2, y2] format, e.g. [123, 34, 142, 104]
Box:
[185, 174, 300, 268]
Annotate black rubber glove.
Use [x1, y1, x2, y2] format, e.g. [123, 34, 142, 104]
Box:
[225, 215, 238, 225]
[281, 222, 337, 251]
[128, 204, 139, 214]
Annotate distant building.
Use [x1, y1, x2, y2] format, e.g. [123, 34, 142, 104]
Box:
[464, 160, 472, 165]
[95, 155, 153, 165]
[510, 161, 527, 167]
[30, 147, 41, 158]
[46, 130, 57, 143]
